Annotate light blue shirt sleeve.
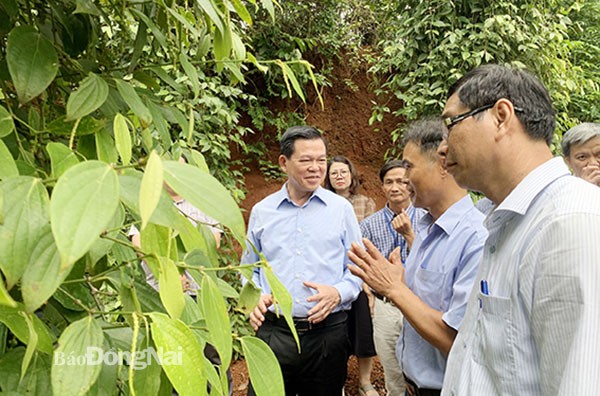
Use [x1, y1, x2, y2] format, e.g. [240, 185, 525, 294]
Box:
[240, 186, 362, 316]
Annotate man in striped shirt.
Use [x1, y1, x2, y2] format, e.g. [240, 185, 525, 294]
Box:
[440, 64, 600, 395]
[360, 160, 425, 396]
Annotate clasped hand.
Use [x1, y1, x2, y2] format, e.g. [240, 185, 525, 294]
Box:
[248, 283, 341, 331]
[348, 238, 405, 299]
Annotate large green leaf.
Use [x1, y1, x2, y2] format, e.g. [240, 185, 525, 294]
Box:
[264, 263, 299, 350]
[113, 113, 132, 165]
[141, 222, 173, 259]
[21, 311, 38, 380]
[259, 0, 275, 21]
[200, 276, 232, 369]
[87, 352, 118, 396]
[46, 142, 80, 178]
[240, 336, 284, 396]
[51, 316, 104, 396]
[0, 348, 52, 394]
[66, 73, 109, 121]
[6, 26, 59, 103]
[0, 105, 15, 137]
[196, 0, 224, 34]
[162, 160, 245, 246]
[230, 0, 252, 26]
[0, 177, 49, 288]
[50, 161, 120, 268]
[281, 62, 305, 102]
[115, 79, 152, 127]
[213, 25, 232, 69]
[238, 282, 261, 315]
[95, 128, 119, 164]
[149, 313, 206, 396]
[119, 169, 181, 229]
[21, 225, 73, 312]
[157, 257, 185, 320]
[131, 334, 162, 396]
[122, 168, 225, 264]
[0, 276, 17, 307]
[0, 304, 55, 354]
[146, 100, 170, 145]
[179, 53, 200, 98]
[74, 0, 100, 15]
[140, 150, 163, 229]
[0, 139, 19, 179]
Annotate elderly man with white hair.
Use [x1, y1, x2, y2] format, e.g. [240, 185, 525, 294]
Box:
[561, 122, 600, 186]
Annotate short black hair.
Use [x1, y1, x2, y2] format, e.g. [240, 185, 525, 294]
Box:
[379, 160, 405, 182]
[448, 64, 555, 145]
[401, 118, 446, 161]
[280, 126, 326, 158]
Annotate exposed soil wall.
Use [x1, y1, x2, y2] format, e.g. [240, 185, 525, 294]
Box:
[237, 53, 400, 216]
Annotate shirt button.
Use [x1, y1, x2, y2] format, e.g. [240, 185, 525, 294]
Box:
[296, 250, 301, 255]
[295, 298, 300, 303]
[297, 228, 302, 232]
[490, 245, 496, 254]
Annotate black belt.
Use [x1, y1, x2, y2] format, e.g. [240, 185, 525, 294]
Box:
[264, 311, 347, 333]
[403, 374, 440, 396]
[372, 291, 393, 304]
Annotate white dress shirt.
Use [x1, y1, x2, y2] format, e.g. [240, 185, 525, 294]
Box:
[443, 157, 600, 395]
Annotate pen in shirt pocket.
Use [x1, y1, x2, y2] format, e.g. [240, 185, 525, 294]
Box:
[479, 279, 489, 308]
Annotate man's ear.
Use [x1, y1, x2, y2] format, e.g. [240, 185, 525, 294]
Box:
[494, 99, 518, 139]
[278, 154, 288, 172]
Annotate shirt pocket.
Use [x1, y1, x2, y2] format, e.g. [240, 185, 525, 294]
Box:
[413, 267, 450, 311]
[473, 293, 515, 387]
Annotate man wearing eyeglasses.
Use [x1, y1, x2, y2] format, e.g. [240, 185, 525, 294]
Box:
[348, 119, 488, 396]
[438, 65, 600, 395]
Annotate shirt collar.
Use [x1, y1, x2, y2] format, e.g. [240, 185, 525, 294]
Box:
[433, 194, 475, 235]
[275, 183, 328, 208]
[495, 157, 570, 215]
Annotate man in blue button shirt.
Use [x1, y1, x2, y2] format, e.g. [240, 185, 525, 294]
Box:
[242, 125, 363, 396]
[348, 119, 487, 396]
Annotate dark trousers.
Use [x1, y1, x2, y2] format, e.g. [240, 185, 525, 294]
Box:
[403, 374, 441, 396]
[248, 312, 350, 396]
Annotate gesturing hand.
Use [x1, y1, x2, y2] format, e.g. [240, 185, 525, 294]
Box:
[304, 282, 341, 324]
[348, 238, 405, 298]
[391, 209, 415, 248]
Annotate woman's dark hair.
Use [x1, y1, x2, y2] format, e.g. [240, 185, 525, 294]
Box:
[324, 155, 360, 195]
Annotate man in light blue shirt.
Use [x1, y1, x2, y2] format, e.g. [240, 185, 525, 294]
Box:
[349, 119, 487, 395]
[242, 125, 362, 396]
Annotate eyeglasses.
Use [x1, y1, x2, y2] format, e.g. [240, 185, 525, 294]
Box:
[443, 103, 525, 132]
[330, 170, 350, 177]
[443, 104, 494, 130]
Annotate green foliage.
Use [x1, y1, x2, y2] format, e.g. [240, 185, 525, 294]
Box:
[368, 0, 599, 156]
[0, 0, 314, 394]
[566, 0, 600, 124]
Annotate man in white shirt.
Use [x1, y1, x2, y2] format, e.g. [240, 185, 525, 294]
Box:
[439, 64, 600, 395]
